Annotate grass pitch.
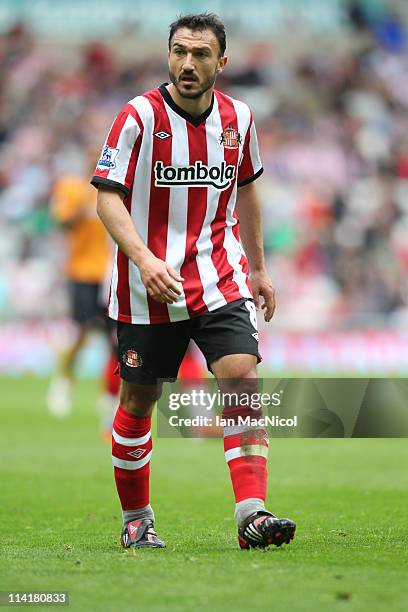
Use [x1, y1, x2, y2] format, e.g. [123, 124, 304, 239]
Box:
[1, 375, 407, 612]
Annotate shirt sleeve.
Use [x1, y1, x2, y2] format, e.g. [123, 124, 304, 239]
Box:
[91, 108, 142, 197]
[237, 116, 264, 188]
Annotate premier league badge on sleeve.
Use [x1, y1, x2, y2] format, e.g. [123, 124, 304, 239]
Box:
[97, 144, 120, 170]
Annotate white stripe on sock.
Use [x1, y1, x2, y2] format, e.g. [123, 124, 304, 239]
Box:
[112, 428, 151, 446]
[225, 445, 269, 463]
[112, 450, 152, 470]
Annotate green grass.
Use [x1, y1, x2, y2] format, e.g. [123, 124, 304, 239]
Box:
[1, 375, 407, 612]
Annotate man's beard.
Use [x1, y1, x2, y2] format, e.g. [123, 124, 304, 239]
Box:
[169, 68, 218, 99]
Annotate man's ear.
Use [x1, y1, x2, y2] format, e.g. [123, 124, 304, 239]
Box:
[217, 55, 228, 73]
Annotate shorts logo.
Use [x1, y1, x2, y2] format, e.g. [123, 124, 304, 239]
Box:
[97, 144, 119, 170]
[219, 125, 242, 149]
[154, 160, 235, 191]
[122, 349, 143, 368]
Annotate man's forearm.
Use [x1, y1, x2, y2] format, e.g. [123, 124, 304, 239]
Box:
[96, 187, 151, 267]
[235, 182, 266, 271]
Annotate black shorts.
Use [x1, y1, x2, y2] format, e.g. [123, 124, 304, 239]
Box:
[117, 298, 262, 385]
[69, 281, 106, 326]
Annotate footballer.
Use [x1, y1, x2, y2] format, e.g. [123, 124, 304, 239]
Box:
[91, 13, 296, 550]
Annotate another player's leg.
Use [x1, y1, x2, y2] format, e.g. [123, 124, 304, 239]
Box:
[211, 353, 296, 549]
[47, 324, 88, 417]
[112, 381, 165, 549]
[47, 282, 95, 418]
[98, 352, 120, 441]
[178, 343, 205, 380]
[97, 319, 120, 442]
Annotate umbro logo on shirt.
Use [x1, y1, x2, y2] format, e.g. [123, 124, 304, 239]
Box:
[154, 160, 236, 191]
[154, 131, 172, 139]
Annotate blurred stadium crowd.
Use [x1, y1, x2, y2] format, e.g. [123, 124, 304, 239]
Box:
[1, 1, 408, 337]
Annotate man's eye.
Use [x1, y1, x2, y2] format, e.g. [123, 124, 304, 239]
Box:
[174, 49, 184, 56]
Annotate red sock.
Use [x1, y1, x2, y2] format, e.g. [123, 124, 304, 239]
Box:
[223, 407, 268, 503]
[111, 405, 152, 510]
[104, 355, 121, 396]
[178, 349, 204, 379]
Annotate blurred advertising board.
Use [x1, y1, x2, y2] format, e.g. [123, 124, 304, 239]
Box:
[1, 322, 407, 376]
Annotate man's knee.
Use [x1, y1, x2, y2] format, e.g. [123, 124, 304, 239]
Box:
[211, 353, 258, 381]
[119, 380, 162, 416]
[211, 354, 259, 413]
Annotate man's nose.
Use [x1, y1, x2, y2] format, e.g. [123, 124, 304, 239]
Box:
[182, 53, 195, 70]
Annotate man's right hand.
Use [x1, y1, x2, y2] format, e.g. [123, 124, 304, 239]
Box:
[138, 254, 184, 304]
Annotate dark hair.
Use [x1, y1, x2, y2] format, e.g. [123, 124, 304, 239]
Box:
[168, 13, 226, 57]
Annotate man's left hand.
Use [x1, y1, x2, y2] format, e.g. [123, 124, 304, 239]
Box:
[249, 269, 276, 322]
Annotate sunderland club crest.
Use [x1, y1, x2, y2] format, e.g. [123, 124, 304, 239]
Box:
[122, 349, 143, 368]
[219, 125, 242, 149]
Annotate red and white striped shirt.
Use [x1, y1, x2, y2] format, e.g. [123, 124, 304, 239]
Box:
[91, 83, 263, 324]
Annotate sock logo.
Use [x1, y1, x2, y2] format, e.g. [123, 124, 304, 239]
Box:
[127, 448, 146, 459]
